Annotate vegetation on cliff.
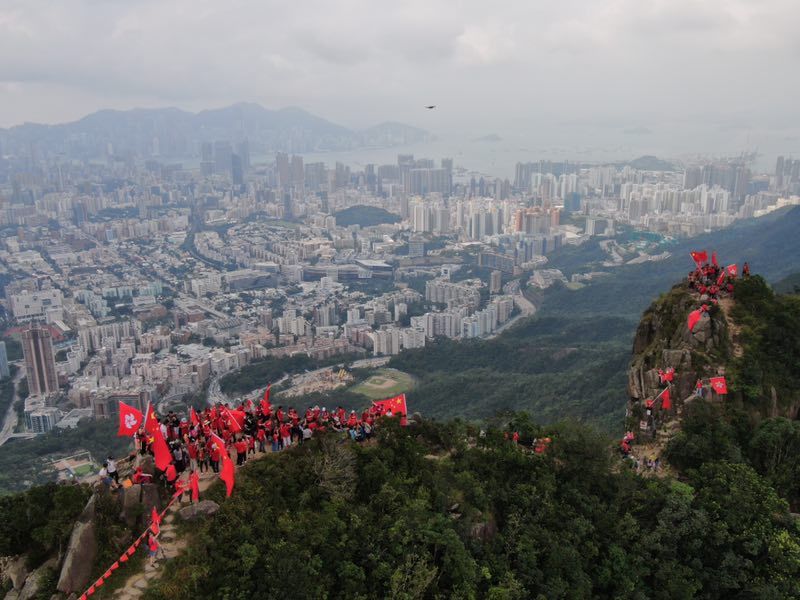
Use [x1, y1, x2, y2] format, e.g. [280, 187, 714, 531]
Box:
[143, 418, 800, 599]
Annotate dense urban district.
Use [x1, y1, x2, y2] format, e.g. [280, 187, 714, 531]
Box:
[0, 120, 799, 491]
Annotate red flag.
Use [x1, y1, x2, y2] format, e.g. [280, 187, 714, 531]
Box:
[261, 383, 271, 414]
[150, 507, 161, 535]
[151, 426, 173, 472]
[717, 270, 726, 286]
[687, 309, 703, 332]
[190, 471, 200, 503]
[144, 402, 160, 435]
[726, 264, 738, 278]
[711, 251, 718, 267]
[659, 388, 672, 411]
[190, 407, 200, 427]
[165, 463, 177, 482]
[117, 401, 143, 437]
[690, 250, 708, 266]
[222, 406, 245, 433]
[710, 376, 728, 394]
[373, 393, 407, 416]
[220, 453, 235, 497]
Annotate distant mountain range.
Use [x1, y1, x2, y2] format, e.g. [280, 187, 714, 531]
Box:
[0, 103, 433, 160]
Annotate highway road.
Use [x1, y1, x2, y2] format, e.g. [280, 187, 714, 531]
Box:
[0, 364, 26, 447]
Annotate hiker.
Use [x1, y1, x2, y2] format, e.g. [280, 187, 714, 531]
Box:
[106, 456, 119, 484]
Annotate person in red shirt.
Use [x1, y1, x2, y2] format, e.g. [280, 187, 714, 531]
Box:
[271, 430, 280, 452]
[512, 431, 520, 444]
[279, 423, 291, 449]
[234, 437, 248, 465]
[186, 440, 198, 472]
[148, 533, 160, 565]
[208, 441, 221, 473]
[256, 428, 266, 453]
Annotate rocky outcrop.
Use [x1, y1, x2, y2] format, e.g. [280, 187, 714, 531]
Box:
[18, 558, 57, 600]
[1, 555, 29, 590]
[178, 500, 219, 521]
[56, 496, 97, 595]
[120, 483, 161, 528]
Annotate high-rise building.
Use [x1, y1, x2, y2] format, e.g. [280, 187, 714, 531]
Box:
[21, 323, 58, 397]
[0, 341, 9, 378]
[490, 270, 503, 294]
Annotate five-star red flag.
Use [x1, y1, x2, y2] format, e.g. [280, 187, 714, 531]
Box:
[220, 452, 235, 497]
[117, 401, 143, 437]
[143, 402, 160, 435]
[690, 250, 708, 266]
[190, 471, 200, 503]
[261, 383, 271, 414]
[710, 376, 728, 394]
[151, 426, 173, 472]
[373, 394, 408, 417]
[190, 407, 200, 427]
[687, 308, 704, 332]
[150, 506, 161, 535]
[222, 406, 245, 433]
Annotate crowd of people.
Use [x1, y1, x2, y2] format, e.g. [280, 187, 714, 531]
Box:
[132, 396, 405, 482]
[687, 255, 749, 302]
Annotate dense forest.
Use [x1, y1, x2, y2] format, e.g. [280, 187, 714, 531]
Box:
[143, 417, 800, 599]
[333, 205, 401, 227]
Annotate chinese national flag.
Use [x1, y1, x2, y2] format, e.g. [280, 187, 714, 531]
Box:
[373, 394, 408, 417]
[117, 402, 143, 437]
[659, 388, 672, 411]
[190, 471, 200, 503]
[726, 264, 738, 278]
[165, 463, 177, 482]
[151, 426, 173, 472]
[144, 402, 160, 435]
[690, 250, 708, 266]
[710, 376, 728, 394]
[687, 308, 703, 332]
[261, 384, 271, 414]
[711, 251, 718, 267]
[220, 453, 235, 498]
[190, 407, 200, 427]
[150, 507, 161, 535]
[222, 406, 244, 433]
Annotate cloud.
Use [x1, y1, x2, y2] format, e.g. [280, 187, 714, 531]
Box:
[0, 0, 797, 140]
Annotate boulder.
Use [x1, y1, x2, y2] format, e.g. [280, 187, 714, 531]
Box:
[57, 496, 96, 595]
[469, 518, 498, 543]
[19, 558, 58, 600]
[120, 483, 161, 528]
[662, 349, 690, 370]
[5, 590, 20, 600]
[4, 556, 28, 590]
[135, 454, 155, 477]
[178, 500, 219, 521]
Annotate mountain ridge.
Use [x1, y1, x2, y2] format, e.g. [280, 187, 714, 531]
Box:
[0, 103, 432, 158]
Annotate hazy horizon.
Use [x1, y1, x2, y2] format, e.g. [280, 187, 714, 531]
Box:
[1, 0, 799, 168]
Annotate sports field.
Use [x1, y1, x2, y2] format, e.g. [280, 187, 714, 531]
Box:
[350, 368, 415, 400]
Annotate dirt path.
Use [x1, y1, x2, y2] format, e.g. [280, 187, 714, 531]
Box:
[112, 453, 262, 599]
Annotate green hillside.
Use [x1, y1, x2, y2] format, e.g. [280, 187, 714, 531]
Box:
[144, 419, 800, 599]
[334, 205, 401, 227]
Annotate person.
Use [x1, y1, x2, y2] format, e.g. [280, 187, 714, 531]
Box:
[99, 462, 114, 489]
[743, 262, 750, 277]
[695, 379, 704, 397]
[234, 437, 248, 465]
[147, 532, 160, 566]
[106, 456, 119, 484]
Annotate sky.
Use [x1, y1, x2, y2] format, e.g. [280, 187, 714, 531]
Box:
[0, 0, 798, 160]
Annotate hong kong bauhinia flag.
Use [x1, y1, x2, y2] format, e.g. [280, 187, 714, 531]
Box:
[117, 401, 143, 437]
[710, 376, 728, 394]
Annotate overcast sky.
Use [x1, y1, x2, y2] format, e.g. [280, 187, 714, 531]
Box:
[1, 0, 798, 157]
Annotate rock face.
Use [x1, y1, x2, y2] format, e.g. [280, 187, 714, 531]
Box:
[627, 284, 730, 436]
[18, 558, 58, 600]
[2, 555, 29, 590]
[120, 483, 161, 528]
[57, 496, 97, 595]
[178, 500, 219, 521]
